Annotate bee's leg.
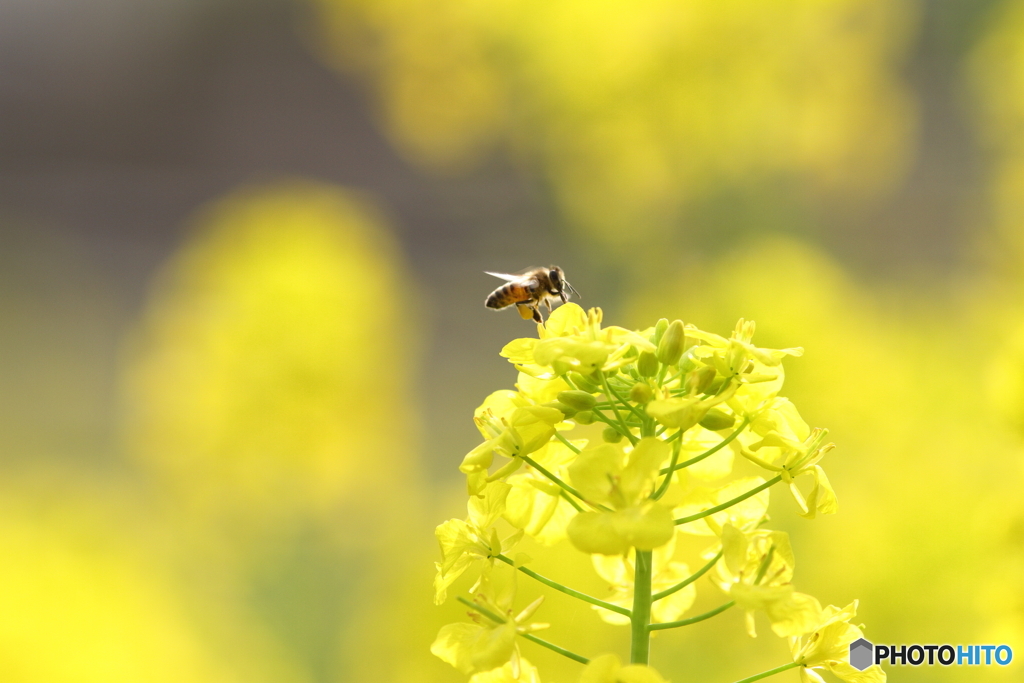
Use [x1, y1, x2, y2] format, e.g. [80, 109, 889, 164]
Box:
[516, 303, 535, 320]
[531, 306, 544, 323]
[544, 298, 553, 312]
[559, 292, 568, 304]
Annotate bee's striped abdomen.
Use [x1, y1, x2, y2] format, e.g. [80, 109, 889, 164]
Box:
[486, 283, 529, 309]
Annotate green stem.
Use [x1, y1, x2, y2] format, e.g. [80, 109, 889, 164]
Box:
[659, 418, 750, 475]
[598, 372, 639, 446]
[601, 371, 648, 424]
[520, 454, 586, 505]
[560, 490, 584, 512]
[494, 554, 631, 617]
[521, 633, 590, 665]
[652, 550, 723, 601]
[673, 475, 782, 526]
[456, 597, 590, 666]
[520, 453, 610, 512]
[730, 661, 801, 683]
[639, 412, 656, 440]
[554, 432, 581, 453]
[589, 406, 631, 432]
[651, 439, 681, 500]
[630, 550, 653, 664]
[648, 600, 734, 630]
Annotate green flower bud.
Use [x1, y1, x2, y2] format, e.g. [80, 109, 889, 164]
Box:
[699, 408, 736, 431]
[637, 351, 659, 377]
[656, 320, 685, 366]
[602, 427, 623, 443]
[569, 372, 600, 393]
[629, 382, 653, 404]
[558, 390, 598, 411]
[679, 353, 698, 374]
[574, 410, 595, 425]
[546, 401, 577, 418]
[686, 365, 717, 395]
[653, 318, 669, 345]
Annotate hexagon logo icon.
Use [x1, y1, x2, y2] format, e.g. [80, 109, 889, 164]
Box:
[849, 638, 874, 671]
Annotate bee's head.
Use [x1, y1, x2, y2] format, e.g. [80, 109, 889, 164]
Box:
[548, 267, 563, 293]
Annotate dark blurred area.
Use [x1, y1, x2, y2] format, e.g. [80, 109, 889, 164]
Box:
[0, 0, 572, 483]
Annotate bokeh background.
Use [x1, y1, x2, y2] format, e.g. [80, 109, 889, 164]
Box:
[2, 0, 1024, 681]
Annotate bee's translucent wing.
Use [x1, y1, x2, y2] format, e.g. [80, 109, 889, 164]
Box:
[484, 271, 523, 282]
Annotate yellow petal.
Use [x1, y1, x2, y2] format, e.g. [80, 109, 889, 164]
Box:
[646, 397, 707, 430]
[470, 657, 542, 683]
[468, 481, 513, 529]
[567, 512, 630, 555]
[766, 591, 822, 637]
[579, 653, 622, 683]
[542, 302, 587, 337]
[431, 622, 486, 674]
[825, 661, 887, 683]
[617, 666, 670, 683]
[609, 504, 674, 551]
[568, 443, 625, 505]
[620, 438, 670, 504]
[500, 339, 538, 365]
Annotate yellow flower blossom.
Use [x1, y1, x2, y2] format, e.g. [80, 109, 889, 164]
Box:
[579, 654, 669, 683]
[503, 304, 657, 379]
[433, 306, 873, 683]
[687, 318, 803, 370]
[434, 481, 522, 604]
[566, 438, 674, 555]
[790, 601, 886, 683]
[461, 390, 563, 495]
[432, 569, 549, 677]
[715, 524, 821, 638]
[470, 658, 542, 683]
[742, 415, 838, 518]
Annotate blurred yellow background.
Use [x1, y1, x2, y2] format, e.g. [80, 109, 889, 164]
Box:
[1, 0, 1022, 681]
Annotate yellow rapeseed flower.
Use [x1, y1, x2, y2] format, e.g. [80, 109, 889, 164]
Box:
[716, 524, 821, 638]
[790, 601, 886, 683]
[432, 569, 549, 677]
[434, 481, 522, 604]
[566, 438, 674, 555]
[578, 654, 669, 683]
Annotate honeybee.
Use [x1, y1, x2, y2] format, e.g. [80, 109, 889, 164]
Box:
[484, 266, 580, 323]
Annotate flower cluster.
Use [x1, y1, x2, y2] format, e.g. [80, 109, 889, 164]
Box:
[432, 304, 883, 683]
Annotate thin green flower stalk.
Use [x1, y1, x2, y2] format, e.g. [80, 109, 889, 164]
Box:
[431, 304, 885, 683]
